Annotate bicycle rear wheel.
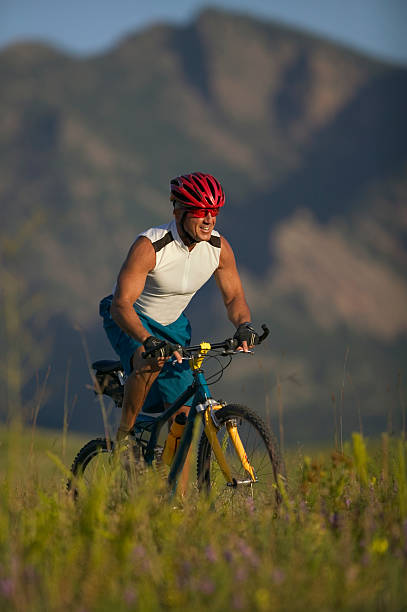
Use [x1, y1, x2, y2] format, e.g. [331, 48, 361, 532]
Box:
[68, 438, 143, 497]
[197, 404, 282, 505]
[68, 437, 166, 497]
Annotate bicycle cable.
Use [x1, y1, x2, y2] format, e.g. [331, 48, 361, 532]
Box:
[204, 351, 233, 385]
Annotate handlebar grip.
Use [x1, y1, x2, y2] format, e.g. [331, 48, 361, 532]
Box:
[141, 339, 167, 360]
[224, 337, 239, 353]
[258, 324, 270, 344]
[141, 342, 183, 360]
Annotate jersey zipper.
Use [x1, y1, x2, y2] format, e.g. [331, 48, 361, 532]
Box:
[181, 250, 191, 294]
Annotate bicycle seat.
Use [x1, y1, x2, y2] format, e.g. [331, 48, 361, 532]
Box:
[92, 359, 123, 373]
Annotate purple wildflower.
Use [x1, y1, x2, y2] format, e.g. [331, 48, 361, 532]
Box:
[223, 550, 233, 563]
[198, 578, 215, 595]
[22, 564, 37, 584]
[329, 512, 340, 529]
[124, 588, 137, 605]
[132, 544, 151, 573]
[272, 568, 285, 585]
[205, 545, 217, 563]
[235, 566, 248, 582]
[177, 561, 192, 589]
[0, 578, 14, 599]
[182, 560, 192, 574]
[132, 545, 146, 560]
[237, 539, 260, 567]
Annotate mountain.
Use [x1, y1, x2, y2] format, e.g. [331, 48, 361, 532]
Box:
[0, 8, 406, 444]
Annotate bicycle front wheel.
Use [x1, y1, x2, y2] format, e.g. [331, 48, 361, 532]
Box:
[197, 404, 282, 504]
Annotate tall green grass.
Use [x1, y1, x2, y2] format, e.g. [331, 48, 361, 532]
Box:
[0, 425, 406, 611]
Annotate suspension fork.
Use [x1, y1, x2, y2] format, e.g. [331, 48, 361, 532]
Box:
[203, 407, 233, 484]
[225, 420, 256, 481]
[204, 406, 256, 486]
[203, 408, 256, 483]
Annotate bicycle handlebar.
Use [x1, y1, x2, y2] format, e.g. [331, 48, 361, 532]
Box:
[141, 324, 270, 359]
[258, 323, 270, 343]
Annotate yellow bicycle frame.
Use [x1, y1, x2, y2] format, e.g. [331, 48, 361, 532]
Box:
[190, 342, 257, 485]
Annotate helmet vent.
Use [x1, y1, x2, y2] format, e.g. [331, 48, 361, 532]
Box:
[170, 172, 225, 209]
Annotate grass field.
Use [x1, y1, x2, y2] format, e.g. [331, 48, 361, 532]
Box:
[0, 422, 406, 611]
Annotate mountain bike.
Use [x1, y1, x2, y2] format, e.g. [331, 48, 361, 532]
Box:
[68, 325, 282, 502]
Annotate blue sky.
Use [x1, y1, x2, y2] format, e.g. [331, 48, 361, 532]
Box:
[1, 0, 406, 64]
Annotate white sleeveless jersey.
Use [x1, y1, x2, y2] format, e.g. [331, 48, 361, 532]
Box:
[134, 219, 221, 325]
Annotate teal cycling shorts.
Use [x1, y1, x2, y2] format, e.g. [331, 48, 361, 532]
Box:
[99, 295, 193, 412]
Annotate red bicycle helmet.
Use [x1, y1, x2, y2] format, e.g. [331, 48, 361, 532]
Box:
[170, 172, 225, 209]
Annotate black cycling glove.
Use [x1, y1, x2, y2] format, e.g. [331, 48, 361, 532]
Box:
[233, 322, 259, 348]
[143, 336, 174, 359]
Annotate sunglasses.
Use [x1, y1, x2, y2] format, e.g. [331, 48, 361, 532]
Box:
[183, 207, 219, 218]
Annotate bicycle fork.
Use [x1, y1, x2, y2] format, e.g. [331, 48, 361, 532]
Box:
[203, 406, 257, 486]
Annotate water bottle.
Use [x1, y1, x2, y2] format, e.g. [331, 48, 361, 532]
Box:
[162, 412, 187, 466]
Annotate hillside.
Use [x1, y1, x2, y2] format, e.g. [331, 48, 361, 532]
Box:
[0, 8, 406, 443]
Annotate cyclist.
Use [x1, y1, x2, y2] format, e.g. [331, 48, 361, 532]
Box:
[99, 172, 260, 444]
